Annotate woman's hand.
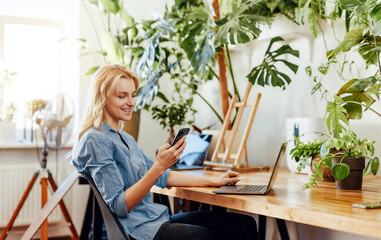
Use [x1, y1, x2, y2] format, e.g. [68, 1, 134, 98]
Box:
[154, 136, 187, 172]
[212, 170, 240, 186]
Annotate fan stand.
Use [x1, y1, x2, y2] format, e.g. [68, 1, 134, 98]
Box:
[0, 144, 78, 240]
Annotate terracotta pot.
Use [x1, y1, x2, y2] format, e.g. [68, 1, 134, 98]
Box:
[332, 157, 365, 190]
[310, 154, 335, 182]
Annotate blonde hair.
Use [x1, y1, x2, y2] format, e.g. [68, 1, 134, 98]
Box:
[78, 64, 139, 141]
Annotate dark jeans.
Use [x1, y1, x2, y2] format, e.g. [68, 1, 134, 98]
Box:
[153, 211, 258, 240]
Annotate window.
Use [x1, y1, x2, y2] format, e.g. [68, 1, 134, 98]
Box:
[0, 16, 65, 142]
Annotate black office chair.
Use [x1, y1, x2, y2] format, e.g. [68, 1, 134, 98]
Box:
[79, 173, 129, 240]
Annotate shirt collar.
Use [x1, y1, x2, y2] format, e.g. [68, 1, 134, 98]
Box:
[101, 122, 119, 133]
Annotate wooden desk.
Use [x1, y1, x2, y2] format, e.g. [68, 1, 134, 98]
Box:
[151, 168, 381, 239]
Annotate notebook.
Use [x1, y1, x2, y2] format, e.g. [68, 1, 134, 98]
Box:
[170, 133, 213, 170]
[212, 142, 288, 195]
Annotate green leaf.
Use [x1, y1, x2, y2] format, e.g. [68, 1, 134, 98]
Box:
[247, 37, 299, 89]
[373, 21, 381, 35]
[332, 163, 350, 180]
[338, 0, 365, 10]
[325, 157, 332, 169]
[102, 31, 124, 65]
[99, 0, 120, 14]
[327, 29, 364, 59]
[313, 162, 323, 180]
[370, 4, 381, 23]
[324, 95, 349, 137]
[337, 77, 378, 119]
[308, 11, 318, 38]
[215, 10, 265, 45]
[155, 91, 170, 103]
[371, 157, 380, 175]
[86, 66, 100, 75]
[120, 8, 138, 39]
[364, 160, 372, 176]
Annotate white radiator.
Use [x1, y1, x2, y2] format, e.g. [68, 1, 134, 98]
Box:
[0, 163, 62, 227]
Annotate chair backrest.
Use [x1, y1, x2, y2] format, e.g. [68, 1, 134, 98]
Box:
[79, 173, 129, 240]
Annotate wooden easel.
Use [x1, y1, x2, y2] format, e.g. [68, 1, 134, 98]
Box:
[204, 82, 270, 172]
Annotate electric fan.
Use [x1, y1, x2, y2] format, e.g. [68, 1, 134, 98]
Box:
[1, 94, 78, 240]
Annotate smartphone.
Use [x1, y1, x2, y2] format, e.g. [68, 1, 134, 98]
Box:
[170, 128, 190, 147]
[352, 201, 381, 209]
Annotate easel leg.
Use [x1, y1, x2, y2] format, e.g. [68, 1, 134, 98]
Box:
[0, 171, 39, 240]
[41, 177, 48, 240]
[48, 173, 79, 239]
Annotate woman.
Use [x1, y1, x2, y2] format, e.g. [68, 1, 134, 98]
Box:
[72, 64, 258, 240]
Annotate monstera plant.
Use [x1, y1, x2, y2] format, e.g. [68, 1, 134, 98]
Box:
[134, 0, 300, 125]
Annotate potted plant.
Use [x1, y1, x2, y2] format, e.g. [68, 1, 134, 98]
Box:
[289, 136, 336, 181]
[300, 129, 379, 189]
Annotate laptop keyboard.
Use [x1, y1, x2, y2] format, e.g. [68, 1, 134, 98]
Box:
[237, 185, 267, 193]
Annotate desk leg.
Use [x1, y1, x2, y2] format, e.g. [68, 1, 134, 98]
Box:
[276, 219, 290, 240]
[258, 215, 266, 240]
[259, 216, 289, 240]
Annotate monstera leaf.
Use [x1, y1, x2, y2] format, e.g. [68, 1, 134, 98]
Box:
[325, 95, 349, 138]
[190, 31, 216, 75]
[247, 37, 299, 89]
[215, 0, 265, 45]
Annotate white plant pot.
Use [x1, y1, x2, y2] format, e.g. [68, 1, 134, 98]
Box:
[0, 121, 16, 144]
[286, 118, 327, 174]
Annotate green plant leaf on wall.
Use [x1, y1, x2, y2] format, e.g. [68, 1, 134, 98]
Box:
[370, 4, 381, 23]
[247, 37, 299, 89]
[99, 0, 120, 14]
[324, 95, 349, 137]
[102, 31, 124, 65]
[332, 163, 350, 180]
[327, 29, 365, 59]
[338, 0, 365, 10]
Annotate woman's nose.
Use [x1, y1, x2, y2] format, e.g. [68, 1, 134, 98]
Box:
[126, 96, 136, 106]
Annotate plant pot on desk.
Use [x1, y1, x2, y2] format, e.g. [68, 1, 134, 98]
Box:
[310, 154, 335, 182]
[332, 157, 365, 190]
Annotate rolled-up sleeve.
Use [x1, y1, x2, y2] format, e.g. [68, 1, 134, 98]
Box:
[141, 150, 170, 188]
[77, 134, 129, 217]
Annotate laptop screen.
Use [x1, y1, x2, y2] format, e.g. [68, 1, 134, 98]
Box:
[266, 142, 288, 191]
[176, 133, 213, 167]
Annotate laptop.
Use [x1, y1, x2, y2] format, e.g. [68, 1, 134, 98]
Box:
[212, 142, 288, 195]
[170, 133, 213, 170]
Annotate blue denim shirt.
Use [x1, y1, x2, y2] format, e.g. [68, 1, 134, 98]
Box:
[72, 123, 170, 240]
